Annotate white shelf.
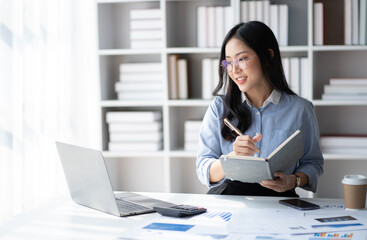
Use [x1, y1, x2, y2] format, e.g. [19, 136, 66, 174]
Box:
[103, 151, 165, 158]
[97, 0, 367, 194]
[99, 49, 162, 55]
[169, 150, 197, 158]
[168, 99, 211, 107]
[279, 46, 308, 52]
[99, 46, 310, 56]
[166, 47, 221, 54]
[323, 154, 367, 161]
[97, 0, 159, 3]
[101, 100, 163, 107]
[312, 45, 367, 51]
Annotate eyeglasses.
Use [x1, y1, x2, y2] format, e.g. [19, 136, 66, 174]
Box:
[221, 55, 256, 72]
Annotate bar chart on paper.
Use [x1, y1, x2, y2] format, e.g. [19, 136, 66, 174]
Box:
[202, 211, 232, 222]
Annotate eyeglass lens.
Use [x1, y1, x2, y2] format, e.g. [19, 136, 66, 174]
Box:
[221, 59, 247, 72]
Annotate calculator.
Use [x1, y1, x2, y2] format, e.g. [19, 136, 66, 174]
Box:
[153, 204, 207, 217]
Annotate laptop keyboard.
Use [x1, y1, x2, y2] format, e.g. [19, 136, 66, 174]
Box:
[115, 198, 151, 214]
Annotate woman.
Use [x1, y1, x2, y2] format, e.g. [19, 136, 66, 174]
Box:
[196, 21, 324, 196]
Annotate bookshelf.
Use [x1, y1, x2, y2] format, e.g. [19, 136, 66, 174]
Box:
[96, 0, 367, 197]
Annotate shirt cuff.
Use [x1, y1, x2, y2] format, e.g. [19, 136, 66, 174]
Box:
[205, 159, 226, 188]
[296, 165, 319, 193]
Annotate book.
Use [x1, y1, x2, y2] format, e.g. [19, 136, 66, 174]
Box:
[106, 111, 161, 123]
[329, 78, 367, 85]
[130, 40, 162, 49]
[313, 3, 324, 45]
[110, 132, 162, 142]
[130, 30, 162, 40]
[300, 57, 311, 100]
[224, 6, 233, 35]
[207, 6, 216, 48]
[320, 135, 367, 147]
[215, 6, 225, 47]
[278, 4, 289, 46]
[241, 1, 249, 23]
[108, 142, 162, 151]
[248, 1, 256, 21]
[282, 57, 290, 86]
[117, 91, 162, 101]
[352, 0, 359, 45]
[269, 5, 279, 41]
[168, 54, 179, 99]
[212, 59, 220, 96]
[184, 131, 200, 142]
[115, 81, 162, 92]
[322, 94, 367, 101]
[108, 122, 162, 132]
[345, 0, 353, 45]
[324, 85, 367, 94]
[130, 9, 161, 20]
[119, 73, 162, 82]
[130, 19, 162, 30]
[197, 6, 207, 48]
[119, 63, 162, 73]
[177, 58, 188, 99]
[263, 1, 270, 26]
[184, 142, 199, 152]
[290, 57, 300, 95]
[256, 1, 264, 22]
[202, 58, 213, 100]
[184, 120, 202, 131]
[219, 130, 303, 183]
[360, 0, 367, 45]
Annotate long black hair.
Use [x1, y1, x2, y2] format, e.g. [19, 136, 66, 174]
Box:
[213, 21, 295, 141]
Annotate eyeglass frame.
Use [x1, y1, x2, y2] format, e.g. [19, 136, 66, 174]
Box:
[220, 55, 257, 72]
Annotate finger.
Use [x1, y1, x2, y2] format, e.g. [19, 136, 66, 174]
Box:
[236, 136, 258, 152]
[253, 134, 262, 143]
[274, 172, 286, 178]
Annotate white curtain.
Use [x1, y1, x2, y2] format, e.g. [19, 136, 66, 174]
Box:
[0, 0, 101, 220]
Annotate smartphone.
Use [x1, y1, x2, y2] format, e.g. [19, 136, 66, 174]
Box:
[279, 199, 320, 210]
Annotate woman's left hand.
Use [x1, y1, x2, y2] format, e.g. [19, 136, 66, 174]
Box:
[260, 172, 295, 192]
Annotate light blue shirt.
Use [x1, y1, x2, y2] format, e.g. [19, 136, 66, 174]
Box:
[196, 90, 324, 192]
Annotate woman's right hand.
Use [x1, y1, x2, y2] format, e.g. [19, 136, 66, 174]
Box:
[231, 134, 262, 156]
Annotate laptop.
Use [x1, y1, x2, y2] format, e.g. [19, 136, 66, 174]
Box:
[55, 141, 174, 217]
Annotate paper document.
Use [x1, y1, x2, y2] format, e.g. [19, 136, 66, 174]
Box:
[227, 208, 367, 235]
[119, 210, 232, 240]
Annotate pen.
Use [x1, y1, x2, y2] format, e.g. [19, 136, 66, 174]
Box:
[224, 118, 262, 154]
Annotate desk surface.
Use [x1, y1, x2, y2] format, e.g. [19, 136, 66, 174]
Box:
[0, 192, 360, 240]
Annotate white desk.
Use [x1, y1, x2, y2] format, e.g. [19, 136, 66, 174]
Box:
[0, 193, 364, 240]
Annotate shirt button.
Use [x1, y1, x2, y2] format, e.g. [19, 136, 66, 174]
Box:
[256, 112, 260, 115]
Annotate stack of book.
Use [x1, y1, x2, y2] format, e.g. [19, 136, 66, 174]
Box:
[106, 111, 163, 152]
[241, 1, 289, 46]
[321, 78, 367, 101]
[130, 8, 162, 49]
[197, 5, 233, 48]
[168, 55, 188, 99]
[117, 62, 163, 101]
[344, 0, 367, 45]
[281, 57, 310, 100]
[202, 58, 220, 100]
[320, 135, 367, 155]
[184, 120, 202, 151]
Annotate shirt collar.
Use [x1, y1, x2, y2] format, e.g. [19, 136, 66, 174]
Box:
[241, 89, 281, 108]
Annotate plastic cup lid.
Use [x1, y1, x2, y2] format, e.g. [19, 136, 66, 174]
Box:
[342, 175, 367, 185]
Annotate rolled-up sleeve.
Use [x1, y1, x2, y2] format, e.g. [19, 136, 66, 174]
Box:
[297, 101, 324, 192]
[196, 97, 227, 188]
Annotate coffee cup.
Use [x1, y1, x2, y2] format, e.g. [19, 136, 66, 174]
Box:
[342, 175, 367, 210]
